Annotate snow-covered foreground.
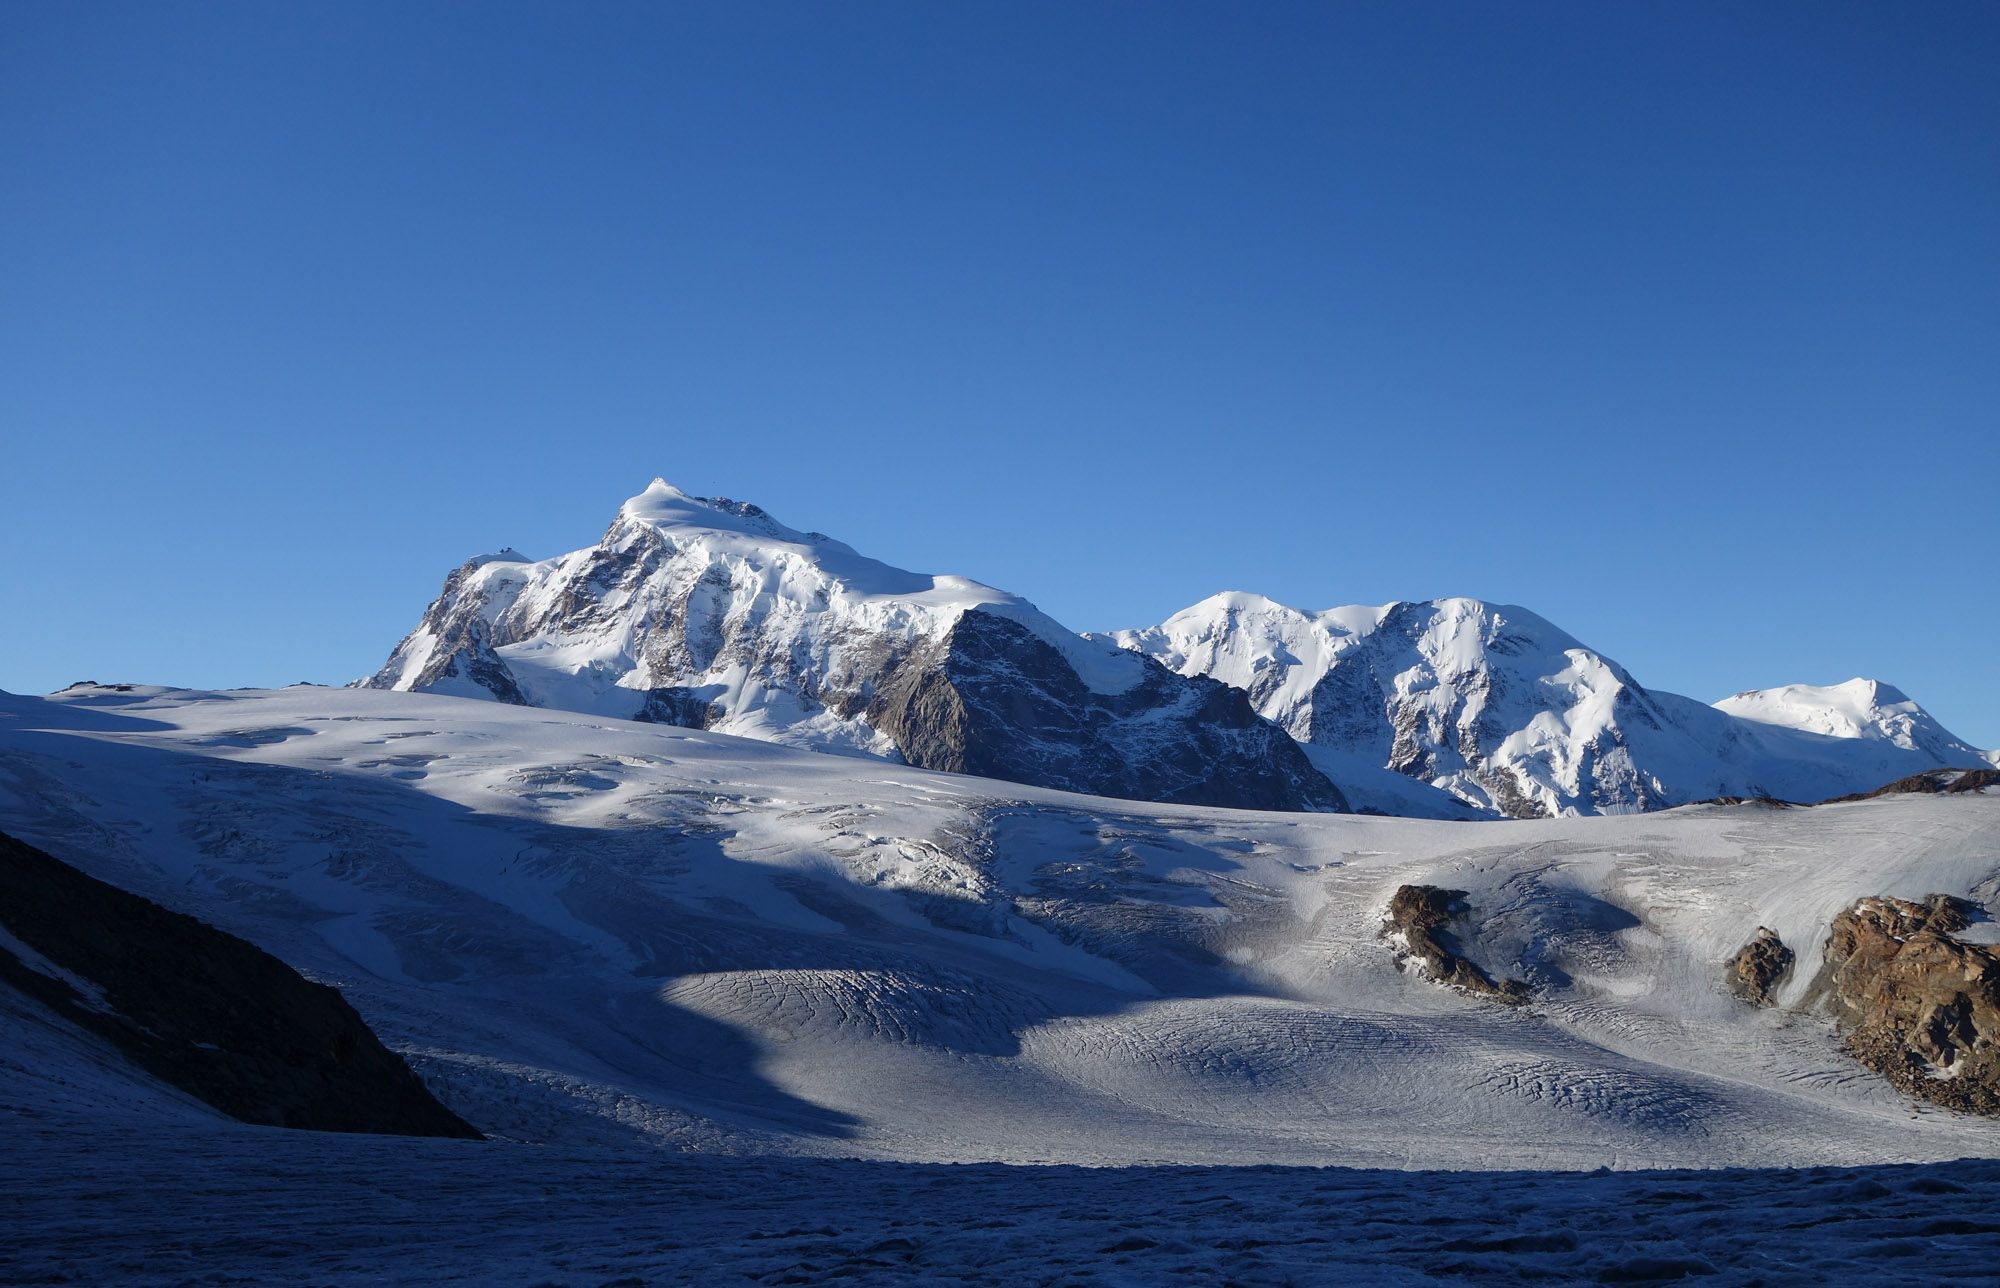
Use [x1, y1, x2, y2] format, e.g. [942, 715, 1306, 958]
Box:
[7, 1111, 2000, 1286]
[4, 684, 2000, 1176]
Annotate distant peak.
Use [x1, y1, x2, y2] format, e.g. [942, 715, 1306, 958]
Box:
[1732, 678, 1913, 709]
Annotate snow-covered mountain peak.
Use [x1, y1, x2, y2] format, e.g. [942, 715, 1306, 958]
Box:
[1117, 590, 1996, 816]
[1715, 678, 1993, 767]
[359, 483, 1347, 809]
[1110, 594, 1601, 701]
[1717, 677, 1908, 733]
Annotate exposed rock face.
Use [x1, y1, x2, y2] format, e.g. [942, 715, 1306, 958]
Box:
[1823, 768, 2000, 804]
[364, 481, 1347, 813]
[1818, 895, 2000, 1115]
[381, 552, 533, 706]
[1727, 927, 1794, 1006]
[1382, 884, 1531, 1005]
[867, 609, 1344, 810]
[0, 830, 480, 1138]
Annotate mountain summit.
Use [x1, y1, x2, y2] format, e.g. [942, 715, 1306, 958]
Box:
[364, 482, 1346, 812]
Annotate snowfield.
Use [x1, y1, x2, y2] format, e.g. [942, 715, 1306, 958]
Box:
[4, 682, 2000, 1281]
[7, 1114, 2000, 1286]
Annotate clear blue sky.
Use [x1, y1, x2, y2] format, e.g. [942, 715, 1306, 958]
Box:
[3, 2, 1996, 746]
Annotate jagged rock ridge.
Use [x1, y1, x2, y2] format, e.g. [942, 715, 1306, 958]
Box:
[1824, 767, 2000, 804]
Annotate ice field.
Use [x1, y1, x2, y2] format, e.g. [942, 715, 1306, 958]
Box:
[4, 683, 2000, 1282]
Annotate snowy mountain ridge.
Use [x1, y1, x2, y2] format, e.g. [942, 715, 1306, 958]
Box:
[1108, 591, 1997, 817]
[364, 481, 1342, 812]
[371, 479, 1146, 731]
[366, 479, 1989, 819]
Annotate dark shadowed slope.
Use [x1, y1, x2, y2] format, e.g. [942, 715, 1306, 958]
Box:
[0, 829, 479, 1138]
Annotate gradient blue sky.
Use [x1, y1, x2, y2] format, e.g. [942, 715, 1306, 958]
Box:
[3, 2, 1996, 745]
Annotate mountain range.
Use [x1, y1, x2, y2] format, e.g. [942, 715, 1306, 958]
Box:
[1109, 593, 1998, 817]
[365, 480, 1995, 818]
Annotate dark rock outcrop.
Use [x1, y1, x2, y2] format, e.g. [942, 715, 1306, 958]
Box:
[1821, 768, 2000, 805]
[1816, 894, 2000, 1115]
[1726, 927, 1794, 1005]
[868, 610, 1347, 812]
[0, 830, 481, 1138]
[1382, 884, 1531, 1005]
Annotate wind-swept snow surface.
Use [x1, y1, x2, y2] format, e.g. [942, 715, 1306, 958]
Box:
[7, 1116, 2000, 1286]
[5, 684, 2000, 1173]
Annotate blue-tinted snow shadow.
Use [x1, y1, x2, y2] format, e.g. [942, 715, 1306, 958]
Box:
[6, 1113, 2000, 1288]
[0, 693, 1287, 1142]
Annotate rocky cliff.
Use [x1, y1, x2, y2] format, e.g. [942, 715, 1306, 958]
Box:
[0, 830, 480, 1138]
[1814, 895, 2000, 1116]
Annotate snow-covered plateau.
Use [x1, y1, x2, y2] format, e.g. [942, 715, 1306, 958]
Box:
[4, 681, 2000, 1280]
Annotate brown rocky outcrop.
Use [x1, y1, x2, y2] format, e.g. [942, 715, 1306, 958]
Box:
[1820, 768, 2000, 805]
[1817, 894, 2000, 1115]
[0, 830, 481, 1138]
[1383, 885, 1531, 1005]
[1727, 927, 1794, 1006]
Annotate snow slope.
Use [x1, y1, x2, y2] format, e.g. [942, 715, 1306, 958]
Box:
[5, 683, 2000, 1173]
[1110, 591, 1997, 817]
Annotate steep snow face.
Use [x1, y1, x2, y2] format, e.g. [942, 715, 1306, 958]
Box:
[1717, 679, 2000, 770]
[1110, 593, 1990, 817]
[364, 483, 1340, 812]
